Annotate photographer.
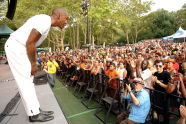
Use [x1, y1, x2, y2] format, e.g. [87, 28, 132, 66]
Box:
[117, 78, 150, 124]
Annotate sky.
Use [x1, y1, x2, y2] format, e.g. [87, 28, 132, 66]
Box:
[150, 0, 186, 12]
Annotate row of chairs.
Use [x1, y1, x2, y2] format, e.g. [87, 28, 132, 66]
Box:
[56, 64, 186, 124]
[57, 65, 122, 124]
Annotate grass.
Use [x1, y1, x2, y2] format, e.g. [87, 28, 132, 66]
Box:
[52, 78, 107, 124]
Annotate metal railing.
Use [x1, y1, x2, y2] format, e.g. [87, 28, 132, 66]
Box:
[56, 64, 186, 124]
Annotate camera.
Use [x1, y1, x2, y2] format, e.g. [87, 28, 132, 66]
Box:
[171, 73, 180, 84]
[173, 80, 180, 85]
[173, 73, 180, 80]
[122, 79, 135, 90]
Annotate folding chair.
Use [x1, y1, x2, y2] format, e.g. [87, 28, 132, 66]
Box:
[95, 77, 121, 124]
[73, 69, 87, 98]
[57, 63, 68, 81]
[81, 72, 102, 109]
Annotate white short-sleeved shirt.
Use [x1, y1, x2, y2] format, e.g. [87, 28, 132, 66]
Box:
[117, 68, 126, 80]
[10, 14, 51, 47]
[140, 69, 152, 88]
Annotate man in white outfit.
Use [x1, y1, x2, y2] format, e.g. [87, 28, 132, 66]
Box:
[4, 8, 68, 122]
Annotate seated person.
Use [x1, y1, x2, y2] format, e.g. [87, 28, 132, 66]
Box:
[117, 78, 150, 124]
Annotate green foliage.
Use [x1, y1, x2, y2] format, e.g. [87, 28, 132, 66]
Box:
[0, 0, 186, 50]
[138, 9, 178, 40]
[176, 4, 186, 29]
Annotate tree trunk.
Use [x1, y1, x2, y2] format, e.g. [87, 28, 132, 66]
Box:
[47, 34, 51, 47]
[111, 32, 114, 42]
[76, 23, 79, 48]
[131, 32, 135, 44]
[126, 30, 129, 44]
[72, 26, 76, 49]
[60, 30, 65, 51]
[82, 27, 86, 44]
[135, 26, 138, 43]
[92, 35, 95, 49]
[89, 20, 92, 45]
[69, 27, 72, 48]
[54, 33, 59, 50]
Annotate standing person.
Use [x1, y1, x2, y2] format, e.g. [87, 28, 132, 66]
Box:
[117, 61, 127, 81]
[152, 60, 171, 122]
[45, 56, 59, 87]
[4, 8, 69, 122]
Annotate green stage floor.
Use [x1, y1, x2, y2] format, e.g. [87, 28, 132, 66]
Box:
[52, 79, 105, 124]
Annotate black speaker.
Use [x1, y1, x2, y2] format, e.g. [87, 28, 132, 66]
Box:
[33, 71, 48, 85]
[6, 0, 17, 20]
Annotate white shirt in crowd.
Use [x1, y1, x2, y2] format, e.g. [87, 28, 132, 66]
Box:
[117, 68, 127, 80]
[140, 68, 152, 88]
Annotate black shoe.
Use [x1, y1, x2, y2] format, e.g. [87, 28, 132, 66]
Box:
[40, 108, 54, 116]
[29, 113, 54, 122]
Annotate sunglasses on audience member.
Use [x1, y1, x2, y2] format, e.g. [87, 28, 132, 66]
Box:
[156, 65, 163, 68]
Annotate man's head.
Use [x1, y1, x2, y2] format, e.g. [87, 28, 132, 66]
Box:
[141, 59, 148, 70]
[155, 53, 161, 60]
[155, 60, 164, 73]
[137, 53, 143, 60]
[133, 78, 144, 92]
[49, 56, 53, 61]
[51, 8, 69, 29]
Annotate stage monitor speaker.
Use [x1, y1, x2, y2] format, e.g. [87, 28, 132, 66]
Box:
[33, 71, 48, 85]
[6, 0, 17, 20]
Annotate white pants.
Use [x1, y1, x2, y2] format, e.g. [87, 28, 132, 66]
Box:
[4, 37, 40, 116]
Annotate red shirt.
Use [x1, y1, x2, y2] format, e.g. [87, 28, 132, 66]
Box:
[173, 62, 179, 73]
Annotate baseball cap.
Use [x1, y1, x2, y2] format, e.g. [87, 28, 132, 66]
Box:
[133, 78, 144, 85]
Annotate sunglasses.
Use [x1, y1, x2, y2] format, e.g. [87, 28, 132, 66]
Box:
[156, 65, 163, 68]
[133, 81, 144, 85]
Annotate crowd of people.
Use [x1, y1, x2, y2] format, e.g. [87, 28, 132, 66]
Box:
[38, 39, 186, 124]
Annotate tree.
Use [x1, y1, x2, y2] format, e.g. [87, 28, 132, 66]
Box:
[176, 4, 186, 29]
[0, 0, 7, 21]
[113, 0, 152, 43]
[150, 9, 177, 38]
[1, 0, 185, 51]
